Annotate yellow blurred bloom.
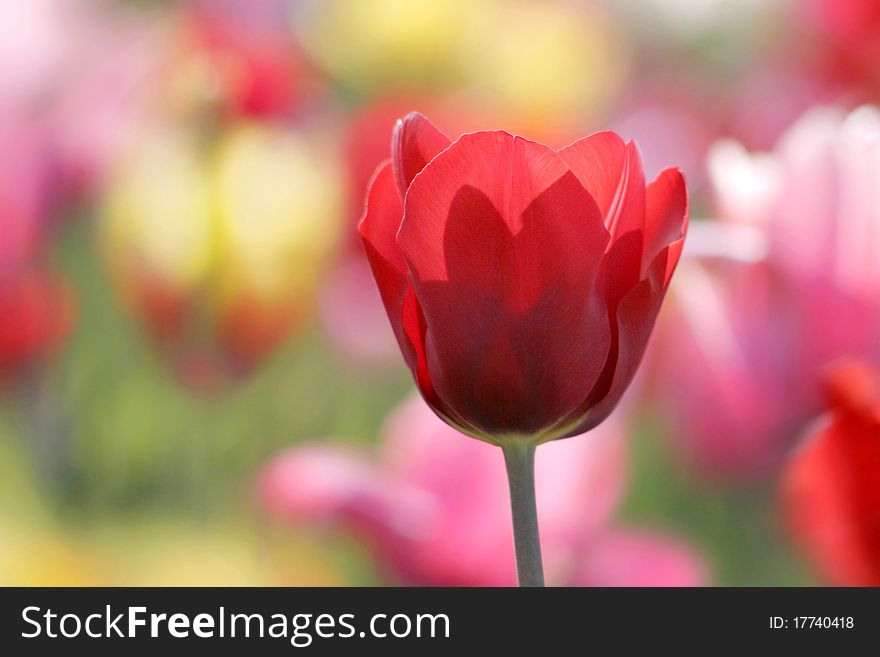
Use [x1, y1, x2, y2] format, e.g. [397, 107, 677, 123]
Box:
[298, 0, 627, 124]
[101, 120, 343, 382]
[103, 126, 216, 294]
[459, 1, 625, 123]
[94, 521, 346, 586]
[214, 125, 340, 309]
[297, 0, 468, 91]
[0, 529, 104, 586]
[0, 521, 345, 586]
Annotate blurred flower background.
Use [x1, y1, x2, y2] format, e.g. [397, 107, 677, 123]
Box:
[1, 0, 878, 586]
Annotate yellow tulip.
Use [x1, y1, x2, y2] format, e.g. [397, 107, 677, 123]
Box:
[297, 0, 468, 91]
[213, 124, 341, 313]
[297, 0, 627, 123]
[102, 126, 216, 297]
[101, 120, 343, 382]
[458, 1, 626, 123]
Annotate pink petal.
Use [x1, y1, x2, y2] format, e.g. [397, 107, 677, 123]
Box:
[380, 394, 628, 585]
[258, 443, 436, 548]
[318, 255, 399, 365]
[259, 394, 631, 586]
[570, 527, 709, 587]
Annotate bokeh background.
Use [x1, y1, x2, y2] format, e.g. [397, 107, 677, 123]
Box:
[2, 0, 879, 585]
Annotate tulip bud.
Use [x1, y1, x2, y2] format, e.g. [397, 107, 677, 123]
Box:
[361, 113, 688, 445]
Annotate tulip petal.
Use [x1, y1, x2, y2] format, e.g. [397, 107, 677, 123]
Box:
[565, 171, 688, 434]
[782, 362, 880, 586]
[565, 277, 657, 435]
[644, 167, 688, 276]
[558, 133, 646, 242]
[560, 134, 647, 309]
[400, 286, 468, 429]
[557, 131, 625, 218]
[400, 131, 583, 280]
[784, 414, 880, 586]
[359, 160, 405, 272]
[391, 112, 452, 198]
[600, 229, 644, 315]
[591, 243, 685, 424]
[358, 161, 413, 365]
[400, 132, 610, 436]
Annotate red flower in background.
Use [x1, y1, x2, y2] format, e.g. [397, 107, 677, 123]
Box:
[360, 113, 687, 442]
[0, 111, 73, 380]
[180, 0, 322, 119]
[802, 0, 880, 93]
[782, 361, 880, 586]
[0, 270, 73, 379]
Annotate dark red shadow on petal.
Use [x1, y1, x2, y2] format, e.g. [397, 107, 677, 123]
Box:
[413, 176, 610, 437]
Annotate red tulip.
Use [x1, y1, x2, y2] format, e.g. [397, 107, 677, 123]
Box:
[801, 0, 880, 92]
[781, 360, 880, 586]
[0, 269, 73, 378]
[181, 0, 321, 119]
[360, 113, 688, 443]
[327, 97, 575, 367]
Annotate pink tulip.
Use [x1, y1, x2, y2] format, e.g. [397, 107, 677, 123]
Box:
[647, 106, 880, 478]
[259, 394, 708, 586]
[0, 0, 69, 105]
[0, 0, 159, 202]
[610, 79, 721, 193]
[0, 111, 73, 378]
[568, 529, 710, 587]
[42, 8, 158, 201]
[0, 111, 56, 273]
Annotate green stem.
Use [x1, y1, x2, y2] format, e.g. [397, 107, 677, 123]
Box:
[502, 442, 545, 587]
